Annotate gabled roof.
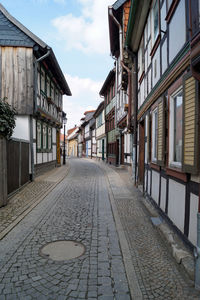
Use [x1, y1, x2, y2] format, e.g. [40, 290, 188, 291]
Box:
[67, 127, 79, 140]
[0, 4, 71, 96]
[93, 101, 104, 118]
[99, 68, 115, 96]
[113, 0, 128, 11]
[81, 111, 95, 127]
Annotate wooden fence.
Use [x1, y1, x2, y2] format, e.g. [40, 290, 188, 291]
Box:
[7, 140, 29, 195]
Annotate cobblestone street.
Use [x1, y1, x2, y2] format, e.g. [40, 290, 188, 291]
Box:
[0, 158, 199, 299]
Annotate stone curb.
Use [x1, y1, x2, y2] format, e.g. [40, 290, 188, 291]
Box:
[141, 195, 195, 282]
[0, 164, 70, 241]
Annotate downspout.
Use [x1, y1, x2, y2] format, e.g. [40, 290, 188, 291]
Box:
[31, 47, 51, 180]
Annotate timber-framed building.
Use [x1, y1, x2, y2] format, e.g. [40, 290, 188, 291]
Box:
[0, 4, 71, 194]
[126, 0, 200, 247]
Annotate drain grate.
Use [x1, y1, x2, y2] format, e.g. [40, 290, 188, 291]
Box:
[39, 240, 85, 261]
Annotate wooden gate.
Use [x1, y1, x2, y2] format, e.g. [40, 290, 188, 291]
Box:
[7, 140, 29, 195]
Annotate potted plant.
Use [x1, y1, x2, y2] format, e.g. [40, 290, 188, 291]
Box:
[0, 98, 16, 207]
[0, 98, 16, 139]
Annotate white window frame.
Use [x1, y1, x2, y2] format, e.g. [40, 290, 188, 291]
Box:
[152, 108, 158, 162]
[169, 87, 183, 168]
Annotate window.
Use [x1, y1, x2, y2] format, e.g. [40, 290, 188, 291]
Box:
[169, 88, 183, 167]
[43, 124, 47, 150]
[48, 127, 52, 150]
[152, 0, 159, 44]
[41, 68, 45, 93]
[152, 109, 158, 161]
[37, 122, 42, 150]
[51, 82, 54, 101]
[46, 76, 50, 97]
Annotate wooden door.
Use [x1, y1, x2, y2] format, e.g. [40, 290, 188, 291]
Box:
[138, 121, 145, 184]
[56, 131, 61, 165]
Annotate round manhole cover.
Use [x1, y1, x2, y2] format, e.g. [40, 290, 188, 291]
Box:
[39, 240, 85, 261]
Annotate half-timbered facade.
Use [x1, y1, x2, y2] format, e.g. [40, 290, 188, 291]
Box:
[0, 4, 71, 187]
[94, 101, 106, 161]
[108, 0, 132, 166]
[126, 0, 200, 247]
[100, 69, 117, 165]
[81, 111, 95, 158]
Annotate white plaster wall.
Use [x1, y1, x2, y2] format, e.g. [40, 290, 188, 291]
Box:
[169, 0, 186, 64]
[53, 145, 56, 160]
[37, 153, 42, 164]
[96, 124, 105, 138]
[189, 193, 198, 246]
[145, 142, 148, 164]
[162, 39, 167, 74]
[43, 153, 48, 163]
[168, 179, 185, 232]
[49, 152, 53, 161]
[148, 170, 151, 194]
[148, 69, 151, 96]
[140, 80, 145, 106]
[52, 128, 56, 143]
[33, 143, 36, 165]
[151, 170, 159, 204]
[160, 177, 166, 211]
[12, 116, 30, 141]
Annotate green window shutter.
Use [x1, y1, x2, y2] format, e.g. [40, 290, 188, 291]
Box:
[157, 97, 165, 166]
[182, 73, 199, 174]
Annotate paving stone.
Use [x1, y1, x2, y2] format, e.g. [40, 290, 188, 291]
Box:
[0, 159, 199, 299]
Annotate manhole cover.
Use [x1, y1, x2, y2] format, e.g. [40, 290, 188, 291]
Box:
[39, 240, 85, 261]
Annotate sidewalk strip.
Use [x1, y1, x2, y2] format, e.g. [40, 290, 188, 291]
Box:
[104, 167, 143, 300]
[0, 166, 70, 240]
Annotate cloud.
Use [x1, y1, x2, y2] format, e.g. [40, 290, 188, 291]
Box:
[52, 0, 113, 54]
[62, 74, 103, 129]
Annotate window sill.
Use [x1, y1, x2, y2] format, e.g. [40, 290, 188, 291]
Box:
[166, 167, 187, 182]
[37, 149, 53, 153]
[150, 34, 161, 58]
[150, 162, 160, 171]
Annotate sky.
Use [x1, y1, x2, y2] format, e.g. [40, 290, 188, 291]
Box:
[0, 0, 114, 130]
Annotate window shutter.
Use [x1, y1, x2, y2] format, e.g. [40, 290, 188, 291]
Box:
[182, 73, 199, 174]
[157, 97, 165, 166]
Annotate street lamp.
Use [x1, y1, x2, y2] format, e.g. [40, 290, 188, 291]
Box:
[63, 114, 67, 165]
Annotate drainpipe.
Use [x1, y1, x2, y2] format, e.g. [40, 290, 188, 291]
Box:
[194, 188, 200, 290]
[31, 47, 51, 180]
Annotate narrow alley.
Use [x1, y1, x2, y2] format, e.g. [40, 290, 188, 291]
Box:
[0, 158, 199, 299]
